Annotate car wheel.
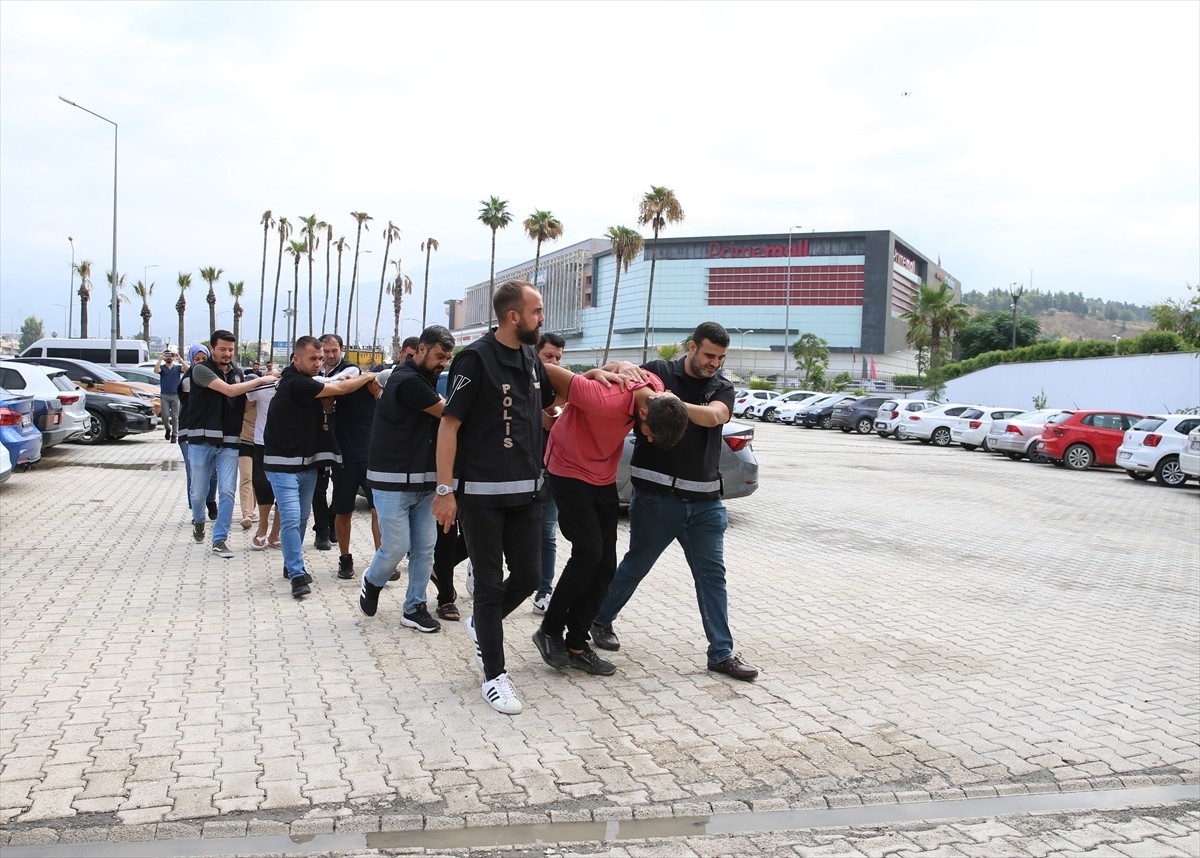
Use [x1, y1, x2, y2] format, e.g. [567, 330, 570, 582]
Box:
[961, 444, 977, 452]
[981, 437, 994, 453]
[918, 438, 931, 444]
[1062, 443, 1094, 470]
[820, 415, 833, 430]
[1154, 455, 1186, 487]
[877, 431, 888, 438]
[78, 410, 108, 445]
[1029, 447, 1051, 465]
[895, 426, 908, 440]
[931, 427, 952, 447]
[1127, 470, 1152, 481]
[856, 418, 873, 434]
[764, 408, 778, 423]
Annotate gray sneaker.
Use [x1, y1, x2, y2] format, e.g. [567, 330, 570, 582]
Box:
[569, 646, 616, 676]
[192, 522, 205, 543]
[212, 541, 234, 559]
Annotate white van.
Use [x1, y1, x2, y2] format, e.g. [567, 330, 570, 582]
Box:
[19, 337, 148, 365]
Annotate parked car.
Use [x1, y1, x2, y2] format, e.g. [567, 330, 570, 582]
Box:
[749, 390, 820, 422]
[0, 360, 88, 444]
[1116, 414, 1200, 486]
[732, 389, 774, 417]
[0, 387, 43, 468]
[0, 443, 11, 486]
[113, 366, 161, 387]
[1038, 410, 1144, 470]
[875, 399, 938, 439]
[830, 395, 893, 434]
[1180, 427, 1200, 481]
[799, 394, 858, 429]
[614, 420, 758, 503]
[75, 388, 157, 445]
[773, 394, 837, 425]
[902, 404, 974, 447]
[41, 369, 90, 441]
[950, 406, 1025, 452]
[989, 409, 1072, 463]
[15, 357, 161, 416]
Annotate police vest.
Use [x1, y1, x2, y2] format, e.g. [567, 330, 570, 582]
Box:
[180, 359, 244, 448]
[365, 360, 439, 491]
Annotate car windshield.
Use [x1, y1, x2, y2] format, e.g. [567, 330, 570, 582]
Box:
[1131, 418, 1165, 432]
[960, 408, 984, 419]
[47, 373, 77, 392]
[1045, 412, 1072, 425]
[879, 401, 897, 411]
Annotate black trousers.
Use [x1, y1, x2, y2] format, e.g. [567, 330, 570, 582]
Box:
[311, 466, 331, 533]
[432, 519, 469, 606]
[459, 502, 541, 680]
[542, 474, 620, 650]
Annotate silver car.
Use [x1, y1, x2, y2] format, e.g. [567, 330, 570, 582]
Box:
[614, 420, 759, 504]
[988, 409, 1072, 463]
[0, 360, 89, 442]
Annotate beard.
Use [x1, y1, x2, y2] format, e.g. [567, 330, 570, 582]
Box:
[516, 320, 540, 346]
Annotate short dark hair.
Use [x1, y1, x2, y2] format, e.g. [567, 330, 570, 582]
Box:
[644, 396, 689, 449]
[319, 333, 344, 348]
[537, 332, 565, 351]
[419, 325, 455, 352]
[691, 321, 729, 349]
[493, 280, 533, 319]
[294, 335, 321, 353]
[210, 329, 235, 347]
[401, 336, 420, 351]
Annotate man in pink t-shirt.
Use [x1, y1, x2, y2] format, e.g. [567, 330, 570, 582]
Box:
[532, 371, 689, 675]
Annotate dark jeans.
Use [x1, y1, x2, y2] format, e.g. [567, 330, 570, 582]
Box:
[433, 520, 469, 606]
[459, 502, 541, 680]
[311, 466, 331, 533]
[542, 474, 619, 651]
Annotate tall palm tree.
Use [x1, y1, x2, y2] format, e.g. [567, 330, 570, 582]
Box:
[269, 217, 292, 363]
[199, 266, 225, 336]
[257, 210, 275, 361]
[228, 280, 245, 357]
[901, 282, 970, 375]
[372, 220, 401, 355]
[299, 214, 326, 333]
[637, 185, 686, 363]
[286, 240, 306, 343]
[331, 235, 349, 340]
[420, 237, 439, 329]
[478, 196, 512, 326]
[389, 260, 413, 358]
[523, 210, 564, 295]
[602, 226, 645, 363]
[75, 260, 93, 338]
[346, 211, 373, 347]
[175, 271, 192, 349]
[105, 270, 129, 338]
[133, 278, 153, 344]
[321, 223, 333, 334]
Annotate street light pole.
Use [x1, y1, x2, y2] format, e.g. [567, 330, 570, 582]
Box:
[783, 225, 802, 387]
[1008, 281, 1025, 351]
[59, 96, 118, 364]
[68, 236, 75, 338]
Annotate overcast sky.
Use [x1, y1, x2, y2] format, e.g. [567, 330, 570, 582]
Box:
[1, 0, 1196, 347]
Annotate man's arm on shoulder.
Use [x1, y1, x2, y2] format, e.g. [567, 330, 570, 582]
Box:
[315, 371, 377, 399]
[684, 399, 730, 427]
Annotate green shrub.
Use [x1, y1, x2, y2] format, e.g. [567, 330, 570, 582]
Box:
[1134, 330, 1187, 353]
[892, 374, 923, 388]
[748, 378, 774, 390]
[1075, 340, 1116, 358]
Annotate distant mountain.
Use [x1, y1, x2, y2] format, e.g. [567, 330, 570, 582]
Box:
[962, 288, 1155, 341]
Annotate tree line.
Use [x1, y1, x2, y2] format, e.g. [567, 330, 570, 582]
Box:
[961, 287, 1154, 323]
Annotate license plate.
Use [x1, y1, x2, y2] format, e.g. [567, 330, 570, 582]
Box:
[1118, 451, 1132, 459]
[1192, 437, 1200, 450]
[20, 415, 30, 427]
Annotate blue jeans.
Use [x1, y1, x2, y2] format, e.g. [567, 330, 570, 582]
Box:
[538, 491, 559, 597]
[595, 489, 734, 663]
[187, 444, 238, 544]
[266, 469, 318, 579]
[364, 489, 437, 614]
[180, 439, 216, 509]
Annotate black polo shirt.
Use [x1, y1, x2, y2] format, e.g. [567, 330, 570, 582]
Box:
[365, 357, 440, 491]
[263, 366, 341, 472]
[327, 359, 376, 463]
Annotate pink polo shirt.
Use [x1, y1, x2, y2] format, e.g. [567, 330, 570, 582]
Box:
[545, 372, 665, 486]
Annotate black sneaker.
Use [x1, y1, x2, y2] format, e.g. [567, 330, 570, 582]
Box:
[400, 604, 441, 633]
[291, 576, 311, 599]
[337, 554, 355, 580]
[314, 528, 332, 551]
[569, 646, 616, 676]
[532, 630, 570, 669]
[212, 541, 234, 559]
[359, 579, 383, 617]
[707, 654, 759, 681]
[282, 567, 313, 583]
[206, 501, 218, 521]
[192, 522, 205, 544]
[590, 621, 620, 651]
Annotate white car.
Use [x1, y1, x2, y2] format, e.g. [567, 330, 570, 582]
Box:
[1180, 427, 1200, 480]
[776, 393, 840, 425]
[987, 409, 1072, 463]
[733, 389, 774, 417]
[950, 406, 1026, 452]
[875, 399, 938, 439]
[0, 360, 90, 441]
[749, 390, 820, 422]
[1116, 414, 1200, 487]
[0, 443, 11, 486]
[901, 404, 974, 446]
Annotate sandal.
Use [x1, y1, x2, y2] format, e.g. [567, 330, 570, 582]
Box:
[251, 534, 268, 550]
[268, 539, 282, 549]
[436, 603, 460, 622]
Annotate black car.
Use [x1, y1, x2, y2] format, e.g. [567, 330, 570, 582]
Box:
[75, 388, 156, 445]
[799, 395, 857, 429]
[830, 395, 893, 434]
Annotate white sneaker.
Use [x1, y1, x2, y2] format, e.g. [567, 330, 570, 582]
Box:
[481, 672, 522, 715]
[465, 615, 484, 673]
[531, 591, 552, 614]
[465, 561, 474, 597]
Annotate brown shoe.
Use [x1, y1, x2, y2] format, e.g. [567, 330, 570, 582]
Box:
[707, 654, 758, 681]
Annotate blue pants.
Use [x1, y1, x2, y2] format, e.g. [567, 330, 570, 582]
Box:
[180, 438, 216, 508]
[266, 469, 318, 579]
[364, 489, 437, 614]
[595, 489, 734, 663]
[187, 444, 238, 545]
[538, 491, 559, 597]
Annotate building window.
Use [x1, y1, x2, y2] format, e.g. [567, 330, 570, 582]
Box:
[581, 271, 593, 308]
[707, 265, 864, 307]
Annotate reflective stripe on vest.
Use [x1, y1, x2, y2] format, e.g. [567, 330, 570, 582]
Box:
[461, 476, 543, 496]
[366, 469, 438, 485]
[264, 451, 343, 467]
[629, 466, 721, 494]
[185, 427, 241, 445]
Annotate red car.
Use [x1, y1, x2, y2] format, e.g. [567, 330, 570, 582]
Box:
[1038, 410, 1144, 470]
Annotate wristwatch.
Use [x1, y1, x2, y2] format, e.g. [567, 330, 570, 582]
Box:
[435, 484, 454, 496]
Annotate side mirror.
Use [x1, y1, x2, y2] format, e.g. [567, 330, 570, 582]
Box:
[78, 376, 96, 387]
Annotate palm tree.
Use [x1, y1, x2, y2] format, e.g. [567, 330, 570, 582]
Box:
[389, 260, 413, 358]
[638, 185, 686, 363]
[331, 235, 349, 340]
[257, 210, 275, 361]
[523, 211, 564, 297]
[228, 280, 245, 356]
[602, 226, 645, 363]
[299, 214, 326, 333]
[105, 270, 129, 338]
[199, 266, 225, 336]
[478, 196, 512, 326]
[373, 221, 402, 355]
[901, 282, 970, 375]
[75, 260, 93, 338]
[790, 332, 830, 387]
[420, 237, 439, 329]
[133, 278, 153, 344]
[321, 223, 333, 334]
[286, 240, 306, 343]
[346, 211, 373, 347]
[175, 271, 192, 349]
[269, 217, 292, 362]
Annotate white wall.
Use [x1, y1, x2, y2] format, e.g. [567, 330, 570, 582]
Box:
[927, 353, 1200, 414]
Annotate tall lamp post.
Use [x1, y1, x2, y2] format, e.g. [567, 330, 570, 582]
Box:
[1008, 281, 1025, 351]
[783, 225, 802, 386]
[68, 236, 75, 338]
[59, 96, 118, 365]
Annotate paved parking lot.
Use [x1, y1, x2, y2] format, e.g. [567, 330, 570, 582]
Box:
[0, 422, 1196, 856]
